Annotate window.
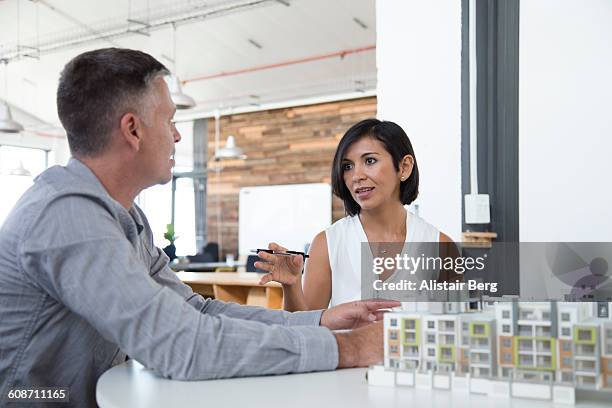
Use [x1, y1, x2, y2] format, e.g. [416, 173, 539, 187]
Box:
[403, 319, 414, 329]
[427, 321, 435, 329]
[390, 346, 398, 354]
[503, 352, 512, 363]
[536, 326, 551, 337]
[562, 342, 571, 352]
[427, 334, 435, 343]
[138, 180, 197, 255]
[578, 329, 592, 341]
[502, 324, 510, 334]
[578, 344, 595, 355]
[404, 346, 418, 357]
[389, 331, 398, 340]
[562, 327, 571, 336]
[580, 376, 595, 385]
[473, 324, 485, 334]
[523, 373, 537, 381]
[502, 338, 512, 348]
[428, 348, 435, 357]
[390, 319, 397, 327]
[404, 360, 418, 370]
[502, 310, 510, 319]
[561, 313, 571, 322]
[562, 357, 571, 367]
[0, 145, 49, 227]
[561, 372, 573, 383]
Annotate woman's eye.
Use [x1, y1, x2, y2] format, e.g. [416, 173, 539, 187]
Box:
[342, 163, 353, 171]
[365, 157, 377, 165]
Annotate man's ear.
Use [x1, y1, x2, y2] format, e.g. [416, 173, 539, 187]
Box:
[119, 113, 143, 152]
[399, 154, 415, 180]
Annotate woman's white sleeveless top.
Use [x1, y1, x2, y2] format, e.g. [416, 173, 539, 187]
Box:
[325, 207, 440, 307]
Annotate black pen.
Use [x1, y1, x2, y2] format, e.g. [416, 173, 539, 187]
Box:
[251, 249, 310, 259]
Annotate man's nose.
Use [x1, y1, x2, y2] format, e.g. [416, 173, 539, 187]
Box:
[173, 125, 182, 143]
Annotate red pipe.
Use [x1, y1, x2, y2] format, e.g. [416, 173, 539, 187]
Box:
[183, 44, 376, 84]
[30, 130, 65, 139]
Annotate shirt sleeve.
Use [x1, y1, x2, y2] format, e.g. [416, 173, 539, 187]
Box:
[19, 195, 338, 380]
[148, 247, 325, 327]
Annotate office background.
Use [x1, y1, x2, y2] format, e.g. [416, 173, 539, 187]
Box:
[1, 0, 611, 263]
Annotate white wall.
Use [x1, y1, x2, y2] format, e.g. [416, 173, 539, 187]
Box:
[376, 0, 463, 240]
[377, 0, 612, 242]
[520, 0, 612, 241]
[0, 132, 69, 167]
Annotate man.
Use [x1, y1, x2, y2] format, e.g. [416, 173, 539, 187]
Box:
[0, 48, 395, 407]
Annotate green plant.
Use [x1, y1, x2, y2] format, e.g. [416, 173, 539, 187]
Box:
[164, 224, 178, 244]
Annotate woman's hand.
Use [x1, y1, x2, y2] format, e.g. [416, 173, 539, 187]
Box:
[256, 242, 304, 286]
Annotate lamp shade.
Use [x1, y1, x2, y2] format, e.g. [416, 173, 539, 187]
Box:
[0, 101, 24, 133]
[164, 74, 196, 109]
[215, 135, 246, 160]
[9, 161, 31, 177]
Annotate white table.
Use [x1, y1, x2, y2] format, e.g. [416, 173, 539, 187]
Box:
[97, 360, 610, 408]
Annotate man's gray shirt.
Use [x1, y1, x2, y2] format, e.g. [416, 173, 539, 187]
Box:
[0, 158, 338, 407]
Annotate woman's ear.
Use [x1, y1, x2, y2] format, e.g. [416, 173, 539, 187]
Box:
[399, 154, 415, 181]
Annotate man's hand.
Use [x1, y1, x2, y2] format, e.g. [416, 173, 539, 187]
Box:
[320, 299, 400, 331]
[334, 322, 384, 368]
[255, 242, 304, 286]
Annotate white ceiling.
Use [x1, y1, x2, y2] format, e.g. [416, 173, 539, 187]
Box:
[0, 0, 376, 134]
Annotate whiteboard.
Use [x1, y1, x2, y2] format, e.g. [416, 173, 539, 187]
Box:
[238, 183, 332, 257]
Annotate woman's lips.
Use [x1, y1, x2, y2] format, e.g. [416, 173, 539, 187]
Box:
[355, 187, 375, 200]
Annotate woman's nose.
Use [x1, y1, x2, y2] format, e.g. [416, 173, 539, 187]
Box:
[352, 164, 366, 182]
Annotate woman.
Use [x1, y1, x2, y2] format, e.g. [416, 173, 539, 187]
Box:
[256, 118, 455, 310]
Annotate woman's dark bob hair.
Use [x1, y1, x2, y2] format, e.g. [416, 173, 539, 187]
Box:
[331, 118, 419, 216]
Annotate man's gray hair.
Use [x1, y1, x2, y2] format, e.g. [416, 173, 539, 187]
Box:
[57, 48, 170, 157]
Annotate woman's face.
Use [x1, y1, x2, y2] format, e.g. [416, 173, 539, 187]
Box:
[341, 136, 407, 212]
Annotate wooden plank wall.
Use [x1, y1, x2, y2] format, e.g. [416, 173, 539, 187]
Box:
[206, 96, 377, 258]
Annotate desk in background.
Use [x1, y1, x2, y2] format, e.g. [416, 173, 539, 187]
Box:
[177, 271, 283, 309]
[170, 261, 244, 272]
[97, 360, 610, 408]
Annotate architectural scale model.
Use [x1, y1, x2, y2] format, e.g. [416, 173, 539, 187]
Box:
[367, 299, 612, 404]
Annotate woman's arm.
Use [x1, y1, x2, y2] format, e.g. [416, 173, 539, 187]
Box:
[300, 231, 333, 310]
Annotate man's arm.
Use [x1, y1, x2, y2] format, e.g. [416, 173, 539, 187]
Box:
[20, 196, 338, 380]
[148, 248, 325, 327]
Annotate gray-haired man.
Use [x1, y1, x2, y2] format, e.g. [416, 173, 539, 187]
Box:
[0, 48, 395, 407]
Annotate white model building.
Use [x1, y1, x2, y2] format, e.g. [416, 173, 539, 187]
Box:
[371, 300, 612, 404]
